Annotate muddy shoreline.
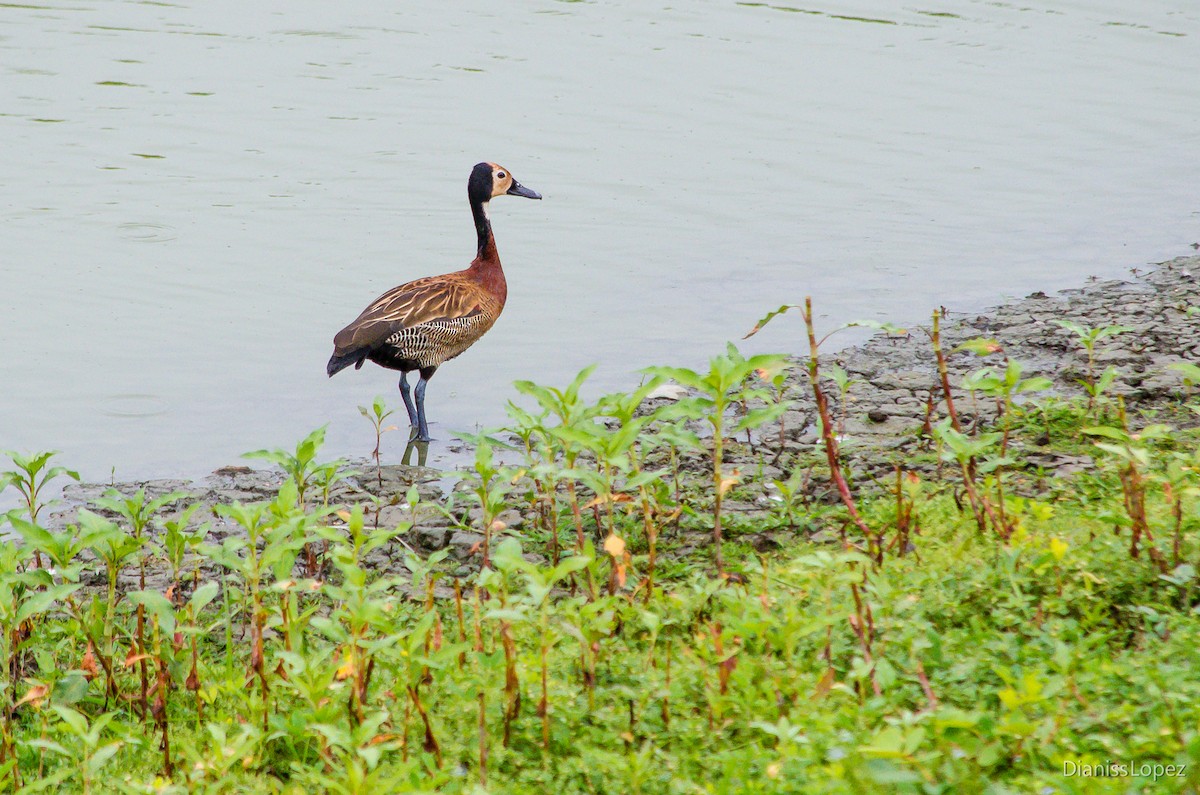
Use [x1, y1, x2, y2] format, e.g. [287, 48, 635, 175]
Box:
[31, 254, 1200, 588]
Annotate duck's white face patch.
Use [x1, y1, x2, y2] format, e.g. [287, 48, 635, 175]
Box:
[491, 165, 513, 198]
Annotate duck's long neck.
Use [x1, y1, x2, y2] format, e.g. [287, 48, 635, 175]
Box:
[469, 197, 507, 302]
[472, 198, 496, 260]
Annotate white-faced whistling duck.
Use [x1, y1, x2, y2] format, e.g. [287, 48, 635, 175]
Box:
[326, 162, 541, 442]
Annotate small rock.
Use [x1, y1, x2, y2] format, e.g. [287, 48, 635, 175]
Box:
[412, 526, 450, 550]
[467, 508, 523, 529]
[449, 531, 486, 559]
[646, 383, 690, 401]
[751, 533, 782, 551]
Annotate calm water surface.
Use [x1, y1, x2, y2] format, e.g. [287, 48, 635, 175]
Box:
[2, 0, 1198, 480]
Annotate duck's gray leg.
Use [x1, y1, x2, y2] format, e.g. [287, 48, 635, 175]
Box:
[398, 372, 419, 428]
[413, 375, 432, 442]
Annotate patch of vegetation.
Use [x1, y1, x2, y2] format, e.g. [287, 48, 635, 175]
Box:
[2, 315, 1199, 794]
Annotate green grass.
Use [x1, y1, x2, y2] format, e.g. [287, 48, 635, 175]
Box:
[2, 348, 1199, 794]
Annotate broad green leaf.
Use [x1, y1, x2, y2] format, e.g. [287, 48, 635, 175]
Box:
[189, 581, 220, 614]
[1081, 426, 1128, 441]
[51, 705, 88, 736]
[1169, 362, 1200, 384]
[642, 365, 707, 390]
[127, 590, 177, 633]
[743, 304, 798, 339]
[956, 338, 1004, 356]
[1017, 376, 1054, 393]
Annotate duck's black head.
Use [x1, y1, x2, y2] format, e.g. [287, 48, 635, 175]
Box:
[468, 162, 541, 206]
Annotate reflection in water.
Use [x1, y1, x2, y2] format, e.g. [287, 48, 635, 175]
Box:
[402, 437, 429, 468]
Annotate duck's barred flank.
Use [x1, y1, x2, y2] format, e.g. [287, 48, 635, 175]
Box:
[376, 312, 494, 370]
[326, 161, 541, 442]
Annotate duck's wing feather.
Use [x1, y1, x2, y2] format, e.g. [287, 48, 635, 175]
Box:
[331, 273, 484, 356]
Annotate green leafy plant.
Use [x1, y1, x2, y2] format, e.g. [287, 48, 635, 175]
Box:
[955, 344, 1054, 539]
[359, 396, 399, 491]
[513, 365, 599, 557]
[647, 344, 789, 574]
[745, 302, 896, 553]
[92, 486, 188, 719]
[1053, 320, 1133, 414]
[36, 706, 126, 795]
[244, 426, 332, 507]
[456, 432, 517, 569]
[1, 450, 79, 568]
[2, 309, 1200, 795]
[1083, 400, 1171, 571]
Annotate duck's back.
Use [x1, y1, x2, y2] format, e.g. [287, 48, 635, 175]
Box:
[328, 269, 504, 374]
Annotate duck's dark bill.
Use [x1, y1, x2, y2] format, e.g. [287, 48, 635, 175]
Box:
[507, 181, 541, 199]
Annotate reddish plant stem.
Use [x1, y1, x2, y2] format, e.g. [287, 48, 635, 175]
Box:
[400, 693, 413, 762]
[802, 298, 873, 542]
[916, 659, 938, 712]
[454, 582, 468, 669]
[1115, 400, 1166, 573]
[931, 312, 963, 434]
[478, 688, 488, 786]
[500, 620, 520, 747]
[661, 639, 672, 730]
[408, 684, 442, 766]
[1169, 484, 1184, 568]
[136, 605, 148, 721]
[541, 484, 560, 567]
[568, 480, 586, 553]
[849, 582, 881, 697]
[155, 658, 172, 777]
[711, 424, 727, 576]
[472, 587, 484, 653]
[538, 643, 550, 750]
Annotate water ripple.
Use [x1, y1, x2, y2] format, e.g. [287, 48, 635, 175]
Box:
[117, 222, 177, 243]
[100, 394, 169, 418]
